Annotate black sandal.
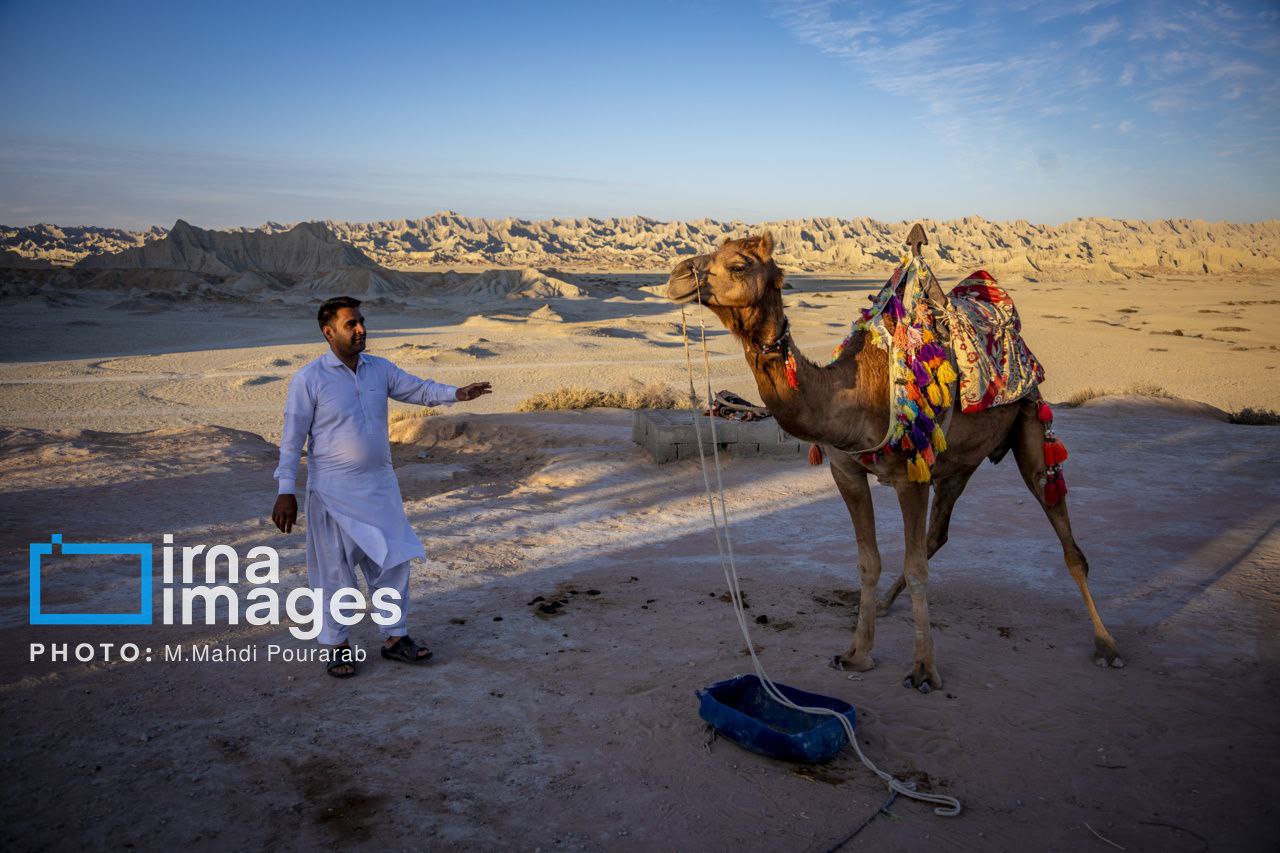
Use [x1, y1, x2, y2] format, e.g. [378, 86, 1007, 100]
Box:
[326, 645, 358, 679]
[380, 635, 433, 664]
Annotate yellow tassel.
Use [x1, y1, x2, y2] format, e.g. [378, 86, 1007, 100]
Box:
[927, 383, 942, 406]
[931, 426, 947, 452]
[937, 361, 957, 385]
[940, 384, 952, 407]
[910, 456, 932, 483]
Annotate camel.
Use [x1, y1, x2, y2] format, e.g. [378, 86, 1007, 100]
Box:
[666, 231, 1123, 692]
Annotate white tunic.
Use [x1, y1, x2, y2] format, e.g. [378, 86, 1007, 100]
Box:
[274, 350, 458, 569]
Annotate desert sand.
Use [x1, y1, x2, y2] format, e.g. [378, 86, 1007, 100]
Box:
[1, 232, 1278, 850]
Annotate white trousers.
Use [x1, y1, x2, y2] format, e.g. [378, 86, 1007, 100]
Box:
[305, 491, 410, 646]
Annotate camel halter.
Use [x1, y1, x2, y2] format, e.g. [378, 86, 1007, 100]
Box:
[678, 268, 963, 828]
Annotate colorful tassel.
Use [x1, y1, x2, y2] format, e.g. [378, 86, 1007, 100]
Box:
[1038, 401, 1053, 423]
[1043, 440, 1069, 466]
[1044, 470, 1068, 506]
[785, 352, 799, 390]
[927, 383, 942, 406]
[931, 426, 948, 452]
[936, 360, 957, 386]
[808, 443, 824, 466]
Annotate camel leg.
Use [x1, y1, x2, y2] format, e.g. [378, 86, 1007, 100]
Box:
[896, 480, 942, 692]
[877, 575, 907, 616]
[1011, 407, 1124, 668]
[877, 466, 979, 615]
[829, 456, 881, 672]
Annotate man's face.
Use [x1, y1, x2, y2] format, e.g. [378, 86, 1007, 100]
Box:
[323, 307, 366, 356]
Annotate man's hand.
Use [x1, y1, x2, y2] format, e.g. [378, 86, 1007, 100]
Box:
[455, 381, 493, 402]
[272, 494, 298, 533]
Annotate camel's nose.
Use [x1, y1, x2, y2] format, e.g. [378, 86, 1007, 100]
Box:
[666, 257, 704, 302]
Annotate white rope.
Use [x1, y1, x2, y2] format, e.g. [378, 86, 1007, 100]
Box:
[680, 279, 962, 818]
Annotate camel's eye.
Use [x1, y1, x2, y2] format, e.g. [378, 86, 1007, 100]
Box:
[728, 263, 749, 275]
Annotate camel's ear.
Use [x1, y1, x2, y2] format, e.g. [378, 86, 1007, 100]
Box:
[753, 231, 775, 260]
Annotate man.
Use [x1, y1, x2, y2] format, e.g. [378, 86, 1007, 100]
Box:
[271, 295, 492, 678]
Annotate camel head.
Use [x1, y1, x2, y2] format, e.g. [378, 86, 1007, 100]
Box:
[666, 232, 783, 310]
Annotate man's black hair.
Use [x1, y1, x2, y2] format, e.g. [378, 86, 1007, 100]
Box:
[318, 296, 362, 329]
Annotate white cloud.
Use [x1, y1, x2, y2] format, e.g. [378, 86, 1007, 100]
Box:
[1082, 16, 1120, 46]
[771, 0, 1279, 167]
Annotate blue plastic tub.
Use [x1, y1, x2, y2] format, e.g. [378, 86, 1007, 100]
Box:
[696, 674, 857, 764]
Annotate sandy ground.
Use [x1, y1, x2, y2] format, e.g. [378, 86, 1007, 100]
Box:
[1, 273, 1278, 851]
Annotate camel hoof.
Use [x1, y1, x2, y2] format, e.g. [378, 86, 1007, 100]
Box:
[833, 653, 875, 672]
[1094, 638, 1124, 669]
[902, 663, 942, 692]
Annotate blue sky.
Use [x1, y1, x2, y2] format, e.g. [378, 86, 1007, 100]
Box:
[1, 0, 1277, 228]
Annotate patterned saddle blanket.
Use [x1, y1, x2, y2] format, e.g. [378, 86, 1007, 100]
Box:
[944, 270, 1044, 413]
[826, 257, 1044, 482]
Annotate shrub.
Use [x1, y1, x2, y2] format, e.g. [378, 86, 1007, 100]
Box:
[1061, 382, 1175, 408]
[1228, 407, 1280, 426]
[389, 407, 437, 424]
[517, 381, 698, 412]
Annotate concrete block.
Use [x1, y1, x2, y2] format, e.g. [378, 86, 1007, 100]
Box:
[633, 409, 806, 464]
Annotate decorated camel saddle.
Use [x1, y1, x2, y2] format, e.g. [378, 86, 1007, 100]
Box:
[830, 254, 1052, 483]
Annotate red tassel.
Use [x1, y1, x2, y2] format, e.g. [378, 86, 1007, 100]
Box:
[1037, 401, 1053, 423]
[808, 444, 824, 466]
[1043, 440, 1068, 466]
[785, 352, 799, 390]
[1044, 470, 1069, 507]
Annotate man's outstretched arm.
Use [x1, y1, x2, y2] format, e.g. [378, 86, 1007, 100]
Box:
[386, 362, 491, 405]
[271, 373, 315, 533]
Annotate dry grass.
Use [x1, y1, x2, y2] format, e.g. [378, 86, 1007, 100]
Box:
[1228, 407, 1280, 426]
[1062, 386, 1110, 408]
[388, 407, 438, 424]
[1061, 382, 1176, 408]
[517, 381, 698, 412]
